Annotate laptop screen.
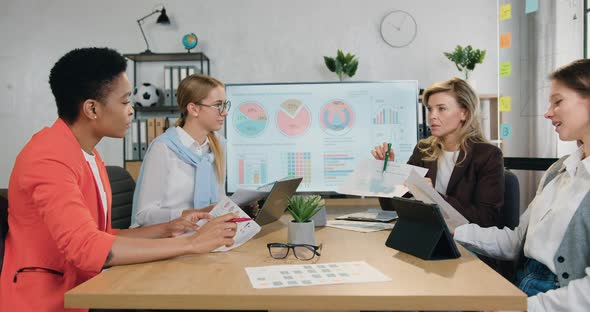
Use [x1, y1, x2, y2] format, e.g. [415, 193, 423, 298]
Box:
[255, 177, 303, 225]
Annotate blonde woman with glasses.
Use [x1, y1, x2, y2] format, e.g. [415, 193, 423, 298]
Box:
[132, 74, 232, 227]
[372, 77, 504, 228]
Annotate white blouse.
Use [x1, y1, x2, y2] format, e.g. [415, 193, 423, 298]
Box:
[133, 127, 225, 227]
[454, 147, 590, 312]
[83, 149, 107, 229]
[435, 150, 458, 195]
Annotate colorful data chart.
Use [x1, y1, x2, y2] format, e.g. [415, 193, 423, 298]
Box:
[373, 106, 400, 125]
[283, 152, 312, 186]
[277, 99, 311, 137]
[238, 157, 268, 185]
[323, 152, 355, 186]
[320, 100, 355, 135]
[233, 102, 268, 137]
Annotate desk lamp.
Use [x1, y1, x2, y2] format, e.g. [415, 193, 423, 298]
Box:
[137, 6, 171, 54]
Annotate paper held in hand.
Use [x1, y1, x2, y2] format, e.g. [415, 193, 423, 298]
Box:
[196, 197, 261, 252]
[338, 159, 428, 197]
[405, 170, 468, 231]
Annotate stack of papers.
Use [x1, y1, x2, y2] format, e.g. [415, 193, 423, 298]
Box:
[326, 220, 394, 233]
[335, 208, 397, 223]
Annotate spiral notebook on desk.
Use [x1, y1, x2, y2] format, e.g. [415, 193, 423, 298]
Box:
[335, 208, 398, 223]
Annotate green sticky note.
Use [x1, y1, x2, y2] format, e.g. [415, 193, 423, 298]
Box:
[500, 62, 512, 77]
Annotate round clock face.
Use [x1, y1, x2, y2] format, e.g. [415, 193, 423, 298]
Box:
[380, 10, 417, 48]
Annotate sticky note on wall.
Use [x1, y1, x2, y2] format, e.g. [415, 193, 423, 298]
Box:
[500, 96, 511, 112]
[526, 0, 539, 14]
[500, 33, 512, 48]
[500, 123, 512, 139]
[500, 3, 512, 20]
[500, 62, 512, 77]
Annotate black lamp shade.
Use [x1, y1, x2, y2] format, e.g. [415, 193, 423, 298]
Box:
[156, 8, 170, 24]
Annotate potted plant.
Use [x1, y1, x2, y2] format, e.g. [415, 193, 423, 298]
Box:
[286, 195, 324, 245]
[324, 50, 359, 81]
[443, 45, 486, 80]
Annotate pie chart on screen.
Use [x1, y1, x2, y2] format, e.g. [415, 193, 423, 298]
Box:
[233, 102, 268, 137]
[276, 99, 311, 137]
[320, 100, 354, 136]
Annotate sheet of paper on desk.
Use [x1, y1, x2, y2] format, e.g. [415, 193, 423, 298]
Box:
[196, 197, 261, 252]
[245, 261, 391, 289]
[337, 159, 428, 197]
[405, 170, 468, 231]
[326, 220, 394, 233]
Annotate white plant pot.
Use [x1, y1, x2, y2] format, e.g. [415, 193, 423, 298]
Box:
[287, 219, 316, 245]
[311, 207, 327, 227]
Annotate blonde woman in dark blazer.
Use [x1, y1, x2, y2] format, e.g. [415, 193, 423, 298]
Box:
[372, 77, 504, 228]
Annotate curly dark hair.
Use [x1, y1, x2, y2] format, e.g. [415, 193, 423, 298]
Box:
[49, 47, 127, 123]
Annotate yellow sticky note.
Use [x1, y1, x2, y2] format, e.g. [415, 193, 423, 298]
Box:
[500, 96, 511, 112]
[500, 62, 512, 77]
[500, 33, 512, 48]
[500, 3, 512, 21]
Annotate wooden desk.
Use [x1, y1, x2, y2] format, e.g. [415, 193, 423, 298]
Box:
[65, 201, 526, 311]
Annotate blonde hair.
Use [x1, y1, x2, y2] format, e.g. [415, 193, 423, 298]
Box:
[175, 74, 225, 183]
[419, 77, 487, 164]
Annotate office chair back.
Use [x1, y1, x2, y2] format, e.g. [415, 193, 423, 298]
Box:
[0, 189, 8, 275]
[106, 166, 135, 229]
[502, 169, 520, 230]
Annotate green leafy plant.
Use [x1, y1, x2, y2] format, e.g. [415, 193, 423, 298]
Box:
[324, 50, 359, 81]
[287, 195, 324, 223]
[443, 45, 486, 80]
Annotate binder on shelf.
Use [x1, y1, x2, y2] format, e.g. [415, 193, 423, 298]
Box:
[155, 117, 166, 137]
[171, 67, 180, 107]
[164, 66, 173, 106]
[146, 118, 156, 146]
[385, 197, 461, 260]
[179, 67, 188, 81]
[124, 125, 134, 160]
[131, 120, 140, 160]
[139, 119, 147, 159]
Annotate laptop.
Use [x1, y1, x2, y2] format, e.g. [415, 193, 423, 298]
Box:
[254, 177, 303, 226]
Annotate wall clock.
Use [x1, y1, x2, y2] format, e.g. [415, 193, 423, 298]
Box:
[380, 10, 418, 48]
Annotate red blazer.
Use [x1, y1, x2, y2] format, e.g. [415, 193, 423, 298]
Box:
[0, 119, 117, 312]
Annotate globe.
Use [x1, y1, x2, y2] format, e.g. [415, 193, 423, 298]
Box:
[182, 33, 198, 51]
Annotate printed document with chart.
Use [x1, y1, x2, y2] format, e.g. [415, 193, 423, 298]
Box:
[195, 197, 261, 252]
[405, 170, 468, 231]
[338, 159, 428, 197]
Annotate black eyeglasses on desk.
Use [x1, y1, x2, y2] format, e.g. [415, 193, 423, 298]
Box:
[267, 243, 322, 260]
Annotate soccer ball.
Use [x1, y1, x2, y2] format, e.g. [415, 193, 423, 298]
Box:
[133, 82, 160, 107]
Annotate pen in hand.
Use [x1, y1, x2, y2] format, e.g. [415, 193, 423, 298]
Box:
[382, 143, 392, 176]
[228, 218, 253, 223]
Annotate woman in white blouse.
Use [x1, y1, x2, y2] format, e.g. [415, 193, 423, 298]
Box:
[131, 74, 229, 227]
[455, 59, 590, 311]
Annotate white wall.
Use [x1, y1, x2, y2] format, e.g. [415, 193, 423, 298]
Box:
[0, 0, 499, 187]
